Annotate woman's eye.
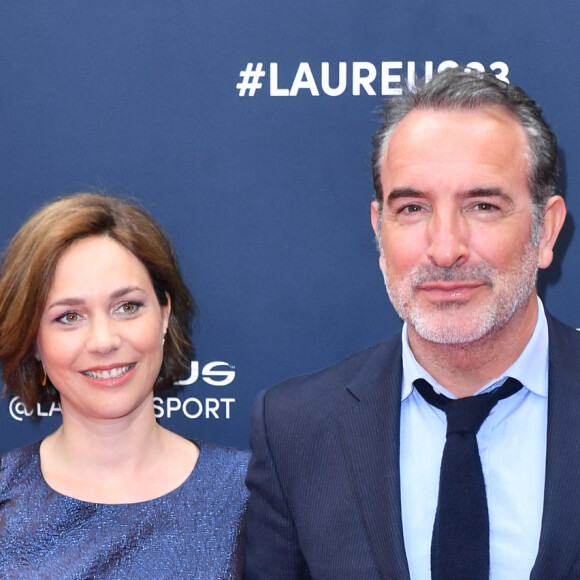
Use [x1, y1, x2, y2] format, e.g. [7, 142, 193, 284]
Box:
[116, 302, 142, 315]
[56, 312, 81, 324]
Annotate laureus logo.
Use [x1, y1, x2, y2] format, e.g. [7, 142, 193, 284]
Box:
[175, 361, 236, 387]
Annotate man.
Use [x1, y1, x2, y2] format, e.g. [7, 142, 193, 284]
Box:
[244, 68, 577, 579]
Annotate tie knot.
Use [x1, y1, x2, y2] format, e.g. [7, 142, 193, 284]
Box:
[413, 377, 523, 436]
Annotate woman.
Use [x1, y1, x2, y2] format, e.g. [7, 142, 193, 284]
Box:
[0, 192, 249, 578]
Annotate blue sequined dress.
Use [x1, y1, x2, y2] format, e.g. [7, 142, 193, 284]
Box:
[0, 440, 249, 579]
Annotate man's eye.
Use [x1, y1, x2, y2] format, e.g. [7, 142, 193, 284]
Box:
[473, 202, 497, 211]
[400, 204, 423, 213]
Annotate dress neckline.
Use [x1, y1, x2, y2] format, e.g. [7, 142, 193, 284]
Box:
[32, 439, 204, 506]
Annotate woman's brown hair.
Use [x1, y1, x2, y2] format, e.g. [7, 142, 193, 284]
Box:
[0, 192, 195, 409]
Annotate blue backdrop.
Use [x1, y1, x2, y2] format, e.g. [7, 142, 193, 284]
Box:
[1, 1, 578, 452]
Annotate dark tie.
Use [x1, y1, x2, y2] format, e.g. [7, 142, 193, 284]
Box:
[413, 377, 523, 580]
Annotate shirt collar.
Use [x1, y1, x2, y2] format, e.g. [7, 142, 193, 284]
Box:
[401, 296, 549, 401]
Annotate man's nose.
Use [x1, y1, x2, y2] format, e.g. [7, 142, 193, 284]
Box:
[426, 211, 469, 268]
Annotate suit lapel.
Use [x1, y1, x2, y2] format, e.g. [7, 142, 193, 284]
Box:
[335, 337, 411, 580]
[532, 316, 580, 578]
[330, 316, 580, 578]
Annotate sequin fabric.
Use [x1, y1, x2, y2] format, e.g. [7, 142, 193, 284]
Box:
[0, 440, 249, 579]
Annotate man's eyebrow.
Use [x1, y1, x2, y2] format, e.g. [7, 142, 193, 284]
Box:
[386, 187, 513, 202]
[460, 187, 510, 199]
[460, 187, 516, 207]
[386, 188, 426, 203]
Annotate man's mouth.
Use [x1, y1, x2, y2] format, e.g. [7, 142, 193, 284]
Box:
[418, 281, 484, 292]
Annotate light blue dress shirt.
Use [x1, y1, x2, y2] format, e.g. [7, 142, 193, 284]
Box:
[400, 297, 548, 580]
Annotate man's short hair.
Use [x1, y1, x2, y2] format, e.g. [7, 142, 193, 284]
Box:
[371, 67, 558, 222]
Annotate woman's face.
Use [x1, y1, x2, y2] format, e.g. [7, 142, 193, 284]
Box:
[36, 235, 170, 424]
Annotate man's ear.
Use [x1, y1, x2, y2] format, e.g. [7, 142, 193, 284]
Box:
[538, 195, 567, 269]
[371, 200, 381, 236]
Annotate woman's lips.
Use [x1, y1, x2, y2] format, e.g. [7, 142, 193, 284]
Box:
[80, 363, 136, 386]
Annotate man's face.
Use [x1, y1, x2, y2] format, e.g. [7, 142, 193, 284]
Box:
[371, 106, 549, 345]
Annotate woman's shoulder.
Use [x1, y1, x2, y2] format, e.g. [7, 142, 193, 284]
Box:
[193, 441, 250, 492]
[196, 441, 250, 471]
[1, 441, 41, 472]
[0, 441, 42, 495]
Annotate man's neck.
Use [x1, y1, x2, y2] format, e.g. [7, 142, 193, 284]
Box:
[407, 295, 539, 398]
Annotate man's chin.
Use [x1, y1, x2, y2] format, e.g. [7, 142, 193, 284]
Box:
[407, 312, 496, 345]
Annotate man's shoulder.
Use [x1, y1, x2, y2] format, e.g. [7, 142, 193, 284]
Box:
[547, 312, 580, 374]
[252, 334, 402, 446]
[263, 333, 402, 410]
[547, 312, 580, 343]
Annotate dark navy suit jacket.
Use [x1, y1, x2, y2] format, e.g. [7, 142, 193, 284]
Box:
[244, 315, 580, 579]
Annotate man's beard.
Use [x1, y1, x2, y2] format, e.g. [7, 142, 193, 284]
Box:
[379, 244, 539, 345]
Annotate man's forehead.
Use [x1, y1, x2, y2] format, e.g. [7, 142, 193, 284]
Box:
[389, 105, 525, 144]
[381, 106, 529, 171]
[378, 105, 531, 203]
